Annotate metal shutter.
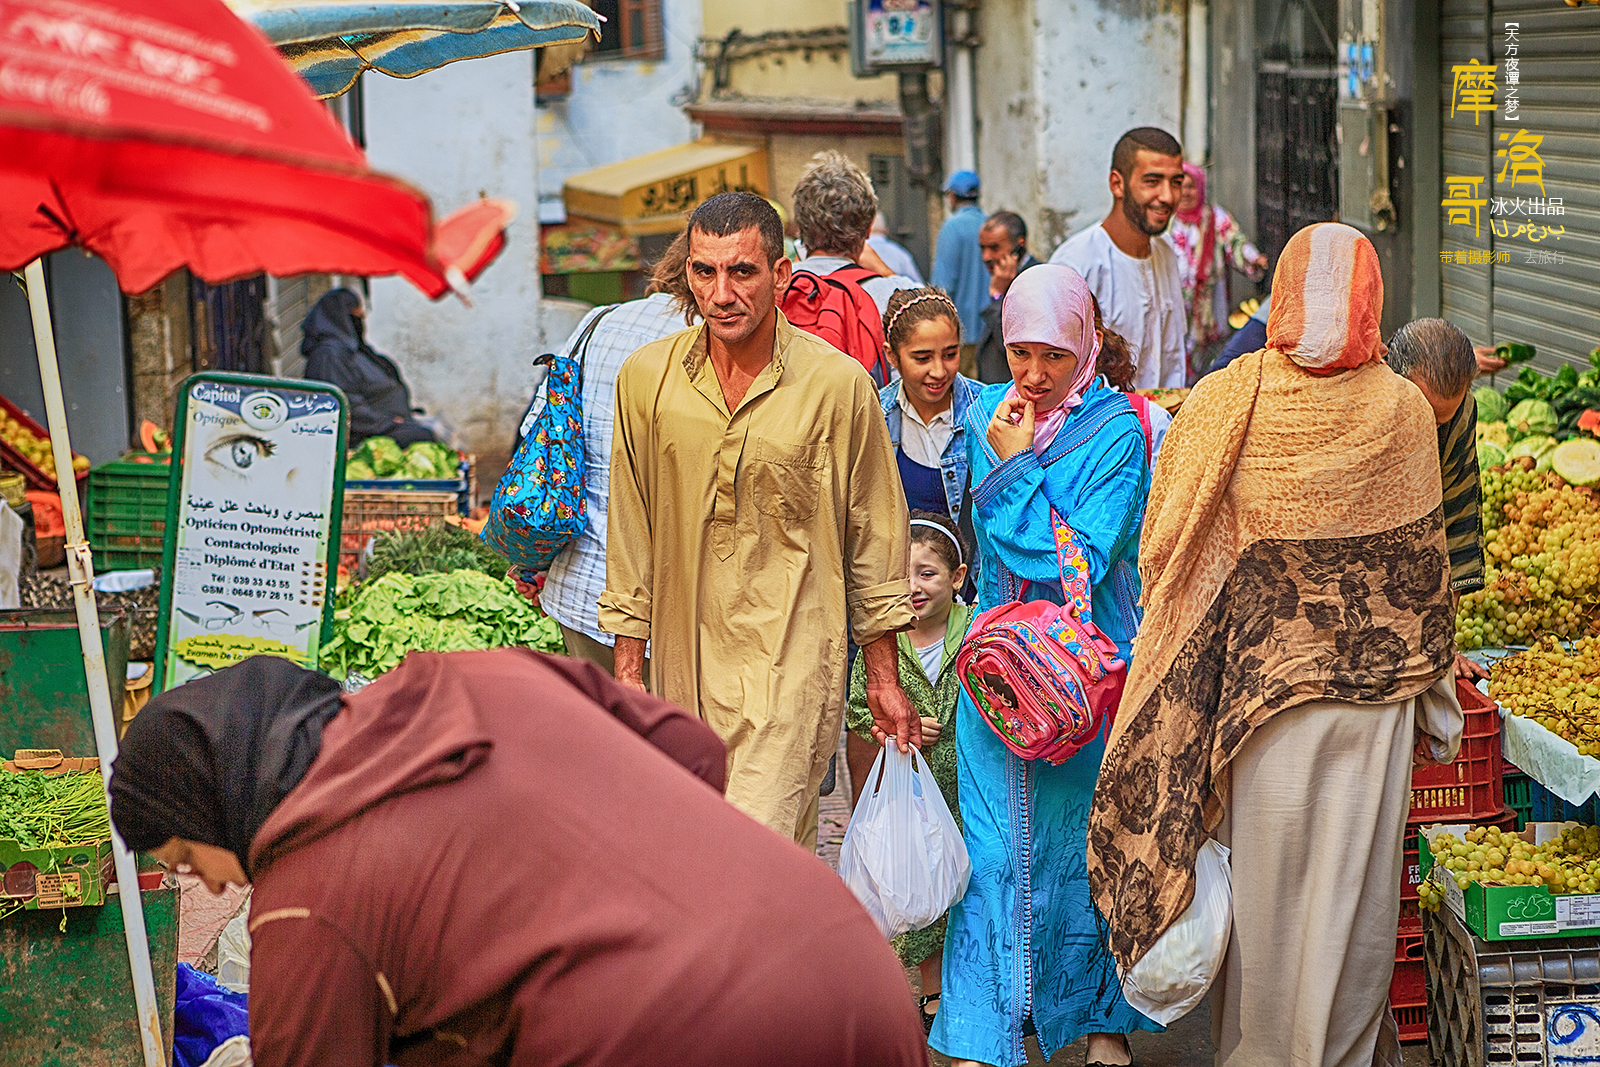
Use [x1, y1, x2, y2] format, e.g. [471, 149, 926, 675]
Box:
[1488, 0, 1600, 371]
[1440, 0, 1600, 370]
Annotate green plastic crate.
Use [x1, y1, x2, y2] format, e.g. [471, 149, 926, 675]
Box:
[85, 456, 172, 571]
[1503, 772, 1532, 831]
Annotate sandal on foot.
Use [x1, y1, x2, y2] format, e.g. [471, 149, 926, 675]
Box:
[917, 993, 939, 1036]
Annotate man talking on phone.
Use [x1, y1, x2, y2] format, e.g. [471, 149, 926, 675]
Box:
[974, 211, 1042, 383]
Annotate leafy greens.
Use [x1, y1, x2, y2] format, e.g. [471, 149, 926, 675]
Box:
[320, 570, 563, 679]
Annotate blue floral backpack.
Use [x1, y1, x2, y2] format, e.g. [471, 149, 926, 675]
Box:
[481, 308, 613, 573]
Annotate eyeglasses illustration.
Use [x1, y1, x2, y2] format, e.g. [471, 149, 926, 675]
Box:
[176, 601, 243, 630]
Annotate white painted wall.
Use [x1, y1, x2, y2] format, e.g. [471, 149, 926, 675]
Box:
[975, 0, 1186, 254]
[361, 51, 542, 461]
[536, 0, 701, 221]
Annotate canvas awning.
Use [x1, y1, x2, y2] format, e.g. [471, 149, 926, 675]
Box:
[562, 139, 770, 236]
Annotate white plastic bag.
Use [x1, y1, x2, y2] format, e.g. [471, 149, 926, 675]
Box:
[215, 908, 252, 994]
[1120, 839, 1233, 1025]
[838, 745, 971, 938]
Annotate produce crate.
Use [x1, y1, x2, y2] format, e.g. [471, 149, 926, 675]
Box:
[1528, 777, 1600, 825]
[0, 751, 114, 913]
[0, 836, 113, 911]
[1399, 897, 1423, 938]
[1421, 821, 1600, 941]
[1409, 679, 1505, 822]
[344, 454, 475, 515]
[1391, 948, 1427, 1043]
[0, 391, 87, 491]
[1503, 772, 1532, 831]
[1424, 903, 1600, 1067]
[339, 489, 459, 572]
[85, 455, 173, 572]
[1405, 810, 1517, 906]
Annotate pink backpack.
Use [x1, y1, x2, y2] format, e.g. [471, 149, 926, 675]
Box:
[956, 511, 1127, 764]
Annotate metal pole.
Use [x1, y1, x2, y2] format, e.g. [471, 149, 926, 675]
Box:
[23, 258, 166, 1067]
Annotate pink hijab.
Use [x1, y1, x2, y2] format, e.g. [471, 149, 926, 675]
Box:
[1176, 161, 1207, 226]
[1000, 264, 1102, 456]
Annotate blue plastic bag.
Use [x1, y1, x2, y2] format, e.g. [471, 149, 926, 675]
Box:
[175, 963, 249, 1067]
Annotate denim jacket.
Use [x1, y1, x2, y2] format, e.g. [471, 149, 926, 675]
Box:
[878, 375, 984, 523]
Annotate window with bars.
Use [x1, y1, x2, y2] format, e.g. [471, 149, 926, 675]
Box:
[591, 0, 664, 60]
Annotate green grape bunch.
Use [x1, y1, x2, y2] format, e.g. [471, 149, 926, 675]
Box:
[1457, 463, 1600, 649]
[1490, 636, 1600, 754]
[1422, 823, 1600, 912]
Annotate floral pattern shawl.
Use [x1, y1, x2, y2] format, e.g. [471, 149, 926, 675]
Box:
[1087, 224, 1455, 971]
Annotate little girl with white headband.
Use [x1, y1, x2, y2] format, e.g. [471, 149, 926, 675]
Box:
[844, 509, 972, 1036]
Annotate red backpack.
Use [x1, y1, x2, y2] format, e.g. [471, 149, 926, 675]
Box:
[780, 263, 892, 386]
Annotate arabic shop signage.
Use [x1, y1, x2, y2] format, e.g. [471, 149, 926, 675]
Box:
[636, 162, 761, 218]
[154, 373, 347, 690]
[1440, 23, 1567, 257]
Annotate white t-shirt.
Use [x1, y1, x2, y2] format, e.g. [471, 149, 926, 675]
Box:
[1049, 224, 1187, 389]
[897, 384, 954, 469]
[914, 638, 944, 683]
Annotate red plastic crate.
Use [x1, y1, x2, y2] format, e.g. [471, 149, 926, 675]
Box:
[1408, 679, 1504, 820]
[1397, 897, 1421, 938]
[1390, 958, 1427, 1042]
[0, 392, 86, 491]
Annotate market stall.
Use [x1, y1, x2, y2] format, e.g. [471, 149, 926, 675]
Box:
[1414, 344, 1600, 1064]
[544, 138, 771, 303]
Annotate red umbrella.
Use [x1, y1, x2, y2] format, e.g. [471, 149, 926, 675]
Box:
[0, 0, 513, 297]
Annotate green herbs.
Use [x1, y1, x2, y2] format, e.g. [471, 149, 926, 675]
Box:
[320, 570, 563, 679]
[365, 523, 509, 583]
[0, 771, 110, 849]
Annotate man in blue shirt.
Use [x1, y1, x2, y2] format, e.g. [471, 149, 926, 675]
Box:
[930, 170, 989, 368]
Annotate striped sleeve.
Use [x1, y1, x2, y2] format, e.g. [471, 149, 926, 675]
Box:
[1439, 399, 1485, 595]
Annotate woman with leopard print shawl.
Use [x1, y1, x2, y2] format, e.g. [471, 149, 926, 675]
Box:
[1088, 223, 1463, 1067]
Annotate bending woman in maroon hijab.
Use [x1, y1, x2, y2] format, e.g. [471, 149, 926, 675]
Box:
[111, 651, 929, 1067]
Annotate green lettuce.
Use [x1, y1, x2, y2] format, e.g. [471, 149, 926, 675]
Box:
[320, 570, 563, 679]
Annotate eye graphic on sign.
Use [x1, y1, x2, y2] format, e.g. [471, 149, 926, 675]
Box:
[240, 391, 288, 431]
[204, 433, 277, 478]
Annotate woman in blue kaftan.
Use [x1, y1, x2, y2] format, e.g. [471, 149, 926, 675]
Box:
[929, 266, 1158, 1067]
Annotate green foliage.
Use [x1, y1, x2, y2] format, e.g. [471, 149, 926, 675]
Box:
[365, 522, 508, 583]
[1507, 399, 1558, 441]
[355, 435, 406, 477]
[1473, 386, 1508, 424]
[0, 771, 110, 848]
[1508, 433, 1558, 471]
[320, 570, 563, 679]
[348, 437, 460, 481]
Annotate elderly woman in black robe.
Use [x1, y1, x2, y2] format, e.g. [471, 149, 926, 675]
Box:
[301, 288, 436, 447]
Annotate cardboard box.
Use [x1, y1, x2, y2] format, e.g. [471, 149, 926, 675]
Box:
[1420, 821, 1600, 941]
[0, 749, 114, 912]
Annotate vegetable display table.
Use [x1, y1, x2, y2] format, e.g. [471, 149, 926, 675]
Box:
[0, 882, 177, 1066]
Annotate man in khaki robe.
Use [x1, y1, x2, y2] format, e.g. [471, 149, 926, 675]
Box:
[601, 192, 918, 845]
